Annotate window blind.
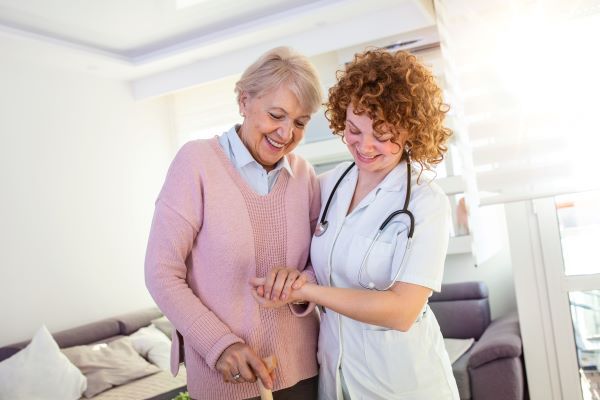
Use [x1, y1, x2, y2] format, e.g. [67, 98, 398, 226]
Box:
[435, 0, 600, 204]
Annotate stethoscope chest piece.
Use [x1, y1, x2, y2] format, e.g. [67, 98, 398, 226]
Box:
[314, 221, 328, 237]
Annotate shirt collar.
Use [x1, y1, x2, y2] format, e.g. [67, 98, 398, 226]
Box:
[375, 161, 409, 193]
[341, 161, 409, 193]
[226, 125, 293, 176]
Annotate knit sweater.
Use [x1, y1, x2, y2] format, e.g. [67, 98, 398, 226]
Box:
[145, 138, 320, 400]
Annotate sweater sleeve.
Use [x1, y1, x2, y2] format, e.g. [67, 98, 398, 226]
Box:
[289, 163, 321, 317]
[145, 141, 244, 370]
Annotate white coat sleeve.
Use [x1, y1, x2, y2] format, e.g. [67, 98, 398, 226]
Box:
[393, 183, 451, 292]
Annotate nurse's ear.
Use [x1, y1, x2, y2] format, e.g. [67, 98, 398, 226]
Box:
[395, 128, 411, 155]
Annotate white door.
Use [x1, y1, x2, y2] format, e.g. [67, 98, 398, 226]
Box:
[506, 190, 600, 400]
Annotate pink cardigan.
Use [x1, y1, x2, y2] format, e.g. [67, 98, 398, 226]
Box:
[145, 138, 320, 400]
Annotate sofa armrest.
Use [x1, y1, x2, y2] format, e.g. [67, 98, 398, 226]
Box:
[468, 312, 522, 369]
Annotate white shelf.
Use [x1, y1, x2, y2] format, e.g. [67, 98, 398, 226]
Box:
[296, 138, 349, 165]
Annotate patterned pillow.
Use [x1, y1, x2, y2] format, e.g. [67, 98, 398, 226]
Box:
[62, 337, 160, 398]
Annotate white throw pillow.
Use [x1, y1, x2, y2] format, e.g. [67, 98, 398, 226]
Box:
[0, 325, 87, 400]
[443, 337, 475, 364]
[129, 324, 172, 370]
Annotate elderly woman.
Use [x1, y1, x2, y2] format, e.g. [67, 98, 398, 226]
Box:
[145, 47, 322, 400]
[253, 49, 460, 399]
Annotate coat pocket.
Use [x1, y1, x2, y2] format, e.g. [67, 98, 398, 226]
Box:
[362, 326, 421, 394]
[351, 235, 396, 289]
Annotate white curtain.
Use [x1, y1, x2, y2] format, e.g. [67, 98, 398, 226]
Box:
[435, 0, 600, 204]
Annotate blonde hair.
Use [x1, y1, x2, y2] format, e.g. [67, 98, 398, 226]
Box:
[235, 47, 323, 114]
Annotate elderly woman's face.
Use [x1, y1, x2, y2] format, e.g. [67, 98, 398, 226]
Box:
[238, 86, 311, 172]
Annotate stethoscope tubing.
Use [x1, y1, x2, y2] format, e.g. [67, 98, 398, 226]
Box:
[315, 153, 415, 290]
[359, 237, 413, 291]
[314, 161, 356, 237]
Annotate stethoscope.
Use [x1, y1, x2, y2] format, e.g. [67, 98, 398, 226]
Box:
[314, 151, 415, 291]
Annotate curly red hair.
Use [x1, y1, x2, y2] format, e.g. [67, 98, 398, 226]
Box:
[326, 49, 451, 171]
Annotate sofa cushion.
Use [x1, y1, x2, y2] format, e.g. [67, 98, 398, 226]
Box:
[430, 281, 492, 340]
[444, 338, 475, 364]
[431, 281, 488, 301]
[54, 319, 122, 348]
[470, 356, 524, 400]
[430, 299, 491, 341]
[468, 313, 522, 369]
[0, 325, 87, 400]
[115, 308, 163, 335]
[0, 346, 23, 362]
[0, 319, 121, 362]
[129, 324, 172, 370]
[452, 346, 472, 400]
[62, 337, 160, 398]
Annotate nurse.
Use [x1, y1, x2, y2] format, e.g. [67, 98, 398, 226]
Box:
[252, 49, 460, 399]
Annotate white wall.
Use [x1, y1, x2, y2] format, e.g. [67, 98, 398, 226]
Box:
[0, 56, 175, 346]
[443, 204, 517, 319]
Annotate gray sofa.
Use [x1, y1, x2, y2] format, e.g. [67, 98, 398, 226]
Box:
[0, 308, 186, 400]
[2, 282, 524, 400]
[429, 281, 526, 400]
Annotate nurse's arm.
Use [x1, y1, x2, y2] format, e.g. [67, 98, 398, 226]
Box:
[298, 281, 431, 332]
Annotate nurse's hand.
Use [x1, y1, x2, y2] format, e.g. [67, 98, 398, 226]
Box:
[249, 277, 308, 308]
[215, 343, 274, 389]
[259, 268, 308, 302]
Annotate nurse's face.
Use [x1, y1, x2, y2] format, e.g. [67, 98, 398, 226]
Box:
[238, 86, 311, 172]
[343, 105, 406, 177]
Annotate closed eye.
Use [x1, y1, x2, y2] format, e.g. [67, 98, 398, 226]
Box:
[269, 112, 284, 120]
[294, 120, 307, 129]
[376, 135, 393, 142]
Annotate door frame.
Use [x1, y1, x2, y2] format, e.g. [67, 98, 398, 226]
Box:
[505, 197, 588, 399]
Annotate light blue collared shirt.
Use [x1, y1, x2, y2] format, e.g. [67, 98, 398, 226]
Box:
[217, 125, 293, 195]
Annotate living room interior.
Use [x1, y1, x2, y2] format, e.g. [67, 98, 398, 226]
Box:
[1, 0, 600, 399]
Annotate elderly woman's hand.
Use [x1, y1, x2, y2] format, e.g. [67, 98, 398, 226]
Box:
[215, 343, 274, 389]
[249, 271, 309, 308]
[257, 268, 308, 302]
[249, 280, 308, 309]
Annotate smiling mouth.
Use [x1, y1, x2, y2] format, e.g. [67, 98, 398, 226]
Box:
[356, 149, 378, 161]
[266, 136, 286, 149]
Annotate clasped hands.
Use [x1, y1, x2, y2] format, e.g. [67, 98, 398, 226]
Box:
[249, 267, 310, 308]
[215, 268, 310, 389]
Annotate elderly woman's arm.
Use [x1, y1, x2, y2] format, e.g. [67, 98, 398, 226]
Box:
[145, 142, 271, 387]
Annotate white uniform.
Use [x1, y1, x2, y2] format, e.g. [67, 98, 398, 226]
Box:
[311, 161, 459, 400]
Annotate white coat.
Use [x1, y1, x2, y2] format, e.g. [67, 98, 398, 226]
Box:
[310, 161, 460, 400]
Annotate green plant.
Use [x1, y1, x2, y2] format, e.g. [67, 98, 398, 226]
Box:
[171, 391, 191, 400]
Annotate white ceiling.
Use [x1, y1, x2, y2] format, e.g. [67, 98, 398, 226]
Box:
[0, 0, 321, 56]
[0, 0, 437, 97]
